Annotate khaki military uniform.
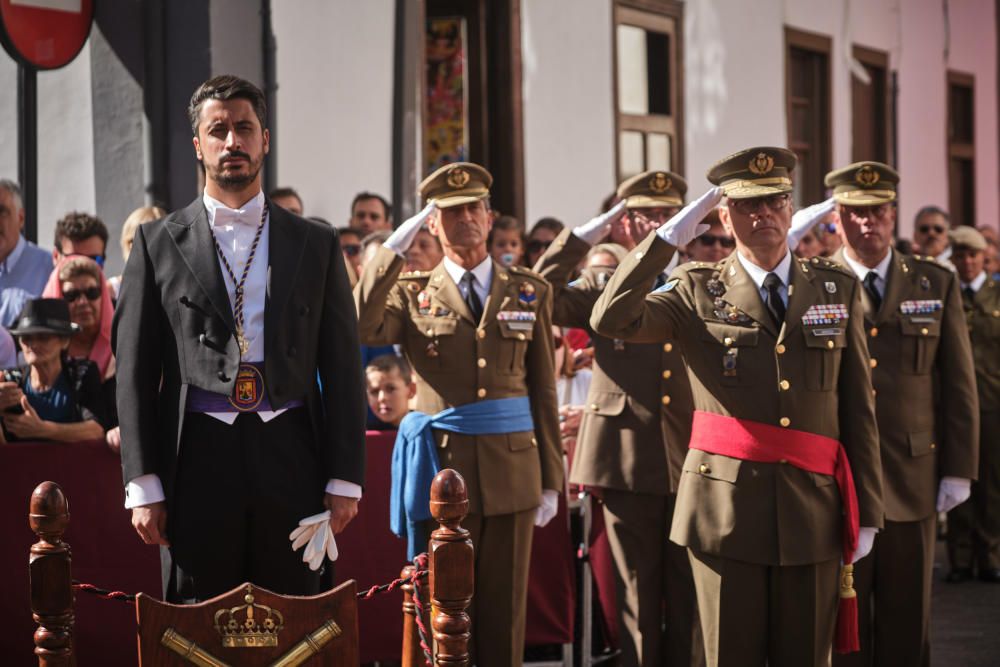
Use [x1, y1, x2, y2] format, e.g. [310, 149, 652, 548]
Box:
[592, 232, 883, 667]
[947, 277, 1000, 573]
[829, 248, 979, 667]
[535, 229, 701, 666]
[356, 245, 563, 667]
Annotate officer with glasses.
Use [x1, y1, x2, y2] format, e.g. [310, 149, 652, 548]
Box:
[912, 205, 956, 270]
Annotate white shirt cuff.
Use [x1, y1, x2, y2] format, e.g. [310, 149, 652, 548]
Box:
[325, 479, 363, 499]
[124, 474, 166, 509]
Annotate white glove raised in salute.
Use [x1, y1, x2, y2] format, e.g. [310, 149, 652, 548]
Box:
[655, 187, 724, 248]
[786, 197, 836, 250]
[572, 200, 628, 246]
[289, 510, 339, 571]
[383, 202, 438, 256]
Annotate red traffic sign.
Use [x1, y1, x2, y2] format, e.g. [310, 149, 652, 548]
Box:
[0, 0, 94, 70]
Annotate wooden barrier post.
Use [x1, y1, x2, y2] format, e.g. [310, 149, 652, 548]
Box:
[28, 481, 73, 666]
[428, 469, 473, 667]
[400, 564, 426, 667]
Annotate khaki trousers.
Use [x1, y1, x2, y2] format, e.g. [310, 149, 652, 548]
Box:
[832, 515, 936, 667]
[948, 410, 1000, 571]
[603, 490, 703, 666]
[688, 549, 839, 667]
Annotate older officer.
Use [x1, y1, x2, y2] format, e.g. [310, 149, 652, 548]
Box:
[591, 147, 884, 667]
[355, 162, 563, 667]
[826, 162, 979, 667]
[535, 171, 701, 666]
[943, 226, 1000, 583]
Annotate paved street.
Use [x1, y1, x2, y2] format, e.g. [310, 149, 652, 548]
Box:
[931, 543, 1000, 666]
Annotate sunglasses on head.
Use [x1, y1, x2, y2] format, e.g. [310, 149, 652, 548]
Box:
[918, 224, 947, 235]
[63, 286, 102, 302]
[342, 244, 362, 257]
[66, 252, 105, 268]
[696, 234, 736, 248]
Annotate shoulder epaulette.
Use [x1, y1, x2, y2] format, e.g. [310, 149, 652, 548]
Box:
[911, 254, 951, 273]
[687, 261, 715, 272]
[509, 264, 545, 281]
[804, 256, 853, 276]
[398, 270, 431, 280]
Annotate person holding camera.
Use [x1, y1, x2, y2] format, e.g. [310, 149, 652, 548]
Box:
[0, 298, 109, 442]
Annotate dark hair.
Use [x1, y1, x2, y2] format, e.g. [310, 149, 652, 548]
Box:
[351, 192, 392, 220]
[54, 212, 109, 251]
[337, 226, 362, 241]
[529, 217, 565, 238]
[488, 215, 525, 248]
[914, 205, 950, 225]
[366, 353, 413, 384]
[895, 238, 914, 254]
[269, 186, 302, 205]
[187, 75, 267, 136]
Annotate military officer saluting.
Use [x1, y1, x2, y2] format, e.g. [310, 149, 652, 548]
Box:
[943, 226, 1000, 583]
[591, 147, 884, 667]
[534, 171, 701, 667]
[355, 162, 563, 667]
[825, 161, 979, 667]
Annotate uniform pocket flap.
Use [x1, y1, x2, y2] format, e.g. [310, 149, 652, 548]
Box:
[507, 432, 537, 451]
[682, 453, 742, 483]
[802, 327, 847, 349]
[900, 318, 941, 337]
[412, 315, 458, 338]
[587, 390, 626, 416]
[908, 430, 937, 457]
[498, 319, 536, 339]
[701, 322, 759, 347]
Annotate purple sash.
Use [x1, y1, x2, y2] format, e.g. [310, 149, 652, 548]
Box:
[186, 362, 304, 413]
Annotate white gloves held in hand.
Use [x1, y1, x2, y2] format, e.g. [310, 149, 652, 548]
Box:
[573, 200, 628, 246]
[383, 202, 438, 256]
[787, 197, 836, 250]
[289, 510, 339, 571]
[535, 489, 560, 527]
[937, 476, 972, 513]
[655, 187, 724, 248]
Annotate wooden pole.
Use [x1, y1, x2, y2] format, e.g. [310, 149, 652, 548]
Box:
[400, 564, 425, 667]
[28, 481, 73, 666]
[428, 469, 473, 667]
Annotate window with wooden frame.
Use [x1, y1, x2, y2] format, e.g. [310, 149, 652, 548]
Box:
[851, 46, 892, 164]
[785, 27, 831, 208]
[613, 1, 684, 181]
[947, 70, 975, 227]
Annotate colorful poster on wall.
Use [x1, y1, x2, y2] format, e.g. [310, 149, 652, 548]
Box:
[424, 16, 468, 172]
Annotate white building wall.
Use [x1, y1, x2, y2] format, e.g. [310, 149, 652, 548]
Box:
[0, 54, 17, 180]
[271, 0, 394, 224]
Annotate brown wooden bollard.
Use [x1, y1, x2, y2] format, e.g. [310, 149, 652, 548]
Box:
[428, 469, 473, 667]
[28, 482, 73, 666]
[401, 564, 426, 667]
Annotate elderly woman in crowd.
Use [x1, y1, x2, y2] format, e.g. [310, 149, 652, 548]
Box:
[0, 298, 109, 442]
[108, 205, 165, 298]
[43, 256, 115, 382]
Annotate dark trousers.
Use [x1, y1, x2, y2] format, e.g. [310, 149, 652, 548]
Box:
[948, 410, 1000, 572]
[166, 410, 326, 602]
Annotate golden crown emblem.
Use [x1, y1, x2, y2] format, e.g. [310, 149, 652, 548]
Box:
[649, 173, 672, 194]
[748, 152, 774, 175]
[214, 585, 285, 648]
[855, 166, 880, 187]
[447, 168, 471, 188]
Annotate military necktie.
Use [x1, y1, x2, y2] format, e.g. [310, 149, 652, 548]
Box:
[763, 272, 786, 329]
[863, 271, 882, 312]
[962, 286, 976, 308]
[461, 271, 484, 322]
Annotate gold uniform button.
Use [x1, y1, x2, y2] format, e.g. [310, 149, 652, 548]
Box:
[591, 403, 599, 412]
[662, 369, 672, 379]
[661, 395, 671, 405]
[477, 329, 487, 339]
[698, 463, 711, 475]
[826, 340, 835, 349]
[477, 358, 487, 368]
[663, 343, 673, 353]
[921, 327, 929, 336]
[779, 417, 791, 427]
[426, 329, 434, 336]
[531, 437, 538, 447]
[930, 443, 937, 450]
[869, 327, 879, 337]
[779, 380, 790, 391]
[477, 388, 487, 398]
[517, 333, 526, 341]
[635, 251, 645, 260]
[993, 310, 1000, 318]
[724, 336, 734, 346]
[870, 358, 878, 369]
[376, 266, 385, 275]
[776, 344, 786, 354]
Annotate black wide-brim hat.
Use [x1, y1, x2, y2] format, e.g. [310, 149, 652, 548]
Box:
[8, 298, 79, 337]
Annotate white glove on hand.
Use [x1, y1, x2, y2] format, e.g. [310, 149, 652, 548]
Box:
[534, 489, 560, 527]
[383, 202, 437, 256]
[786, 197, 835, 249]
[655, 187, 724, 248]
[937, 476, 972, 513]
[289, 510, 339, 570]
[851, 526, 878, 563]
[573, 200, 628, 246]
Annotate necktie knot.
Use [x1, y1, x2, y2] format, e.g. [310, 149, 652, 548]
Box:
[461, 271, 484, 322]
[762, 272, 785, 328]
[863, 271, 882, 312]
[763, 272, 783, 291]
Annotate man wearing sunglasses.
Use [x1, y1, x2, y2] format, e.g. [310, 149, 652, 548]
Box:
[592, 147, 884, 666]
[686, 208, 735, 264]
[52, 211, 109, 269]
[912, 205, 955, 270]
[826, 162, 978, 667]
[534, 170, 701, 666]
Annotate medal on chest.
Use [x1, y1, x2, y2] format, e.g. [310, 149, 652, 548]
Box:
[229, 363, 265, 411]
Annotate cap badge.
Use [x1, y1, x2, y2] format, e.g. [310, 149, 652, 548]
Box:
[649, 173, 672, 194]
[447, 168, 470, 188]
[855, 166, 880, 187]
[748, 152, 774, 175]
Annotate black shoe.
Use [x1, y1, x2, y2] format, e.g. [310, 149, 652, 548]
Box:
[946, 568, 974, 583]
[978, 568, 1000, 583]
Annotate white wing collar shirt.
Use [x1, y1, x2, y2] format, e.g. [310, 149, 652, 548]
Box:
[125, 191, 361, 508]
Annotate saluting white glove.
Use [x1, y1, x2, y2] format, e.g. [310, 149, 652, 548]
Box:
[383, 202, 438, 257]
[534, 489, 560, 527]
[289, 510, 340, 571]
[655, 187, 724, 248]
[786, 197, 835, 250]
[936, 476, 972, 513]
[573, 200, 628, 246]
[851, 526, 879, 563]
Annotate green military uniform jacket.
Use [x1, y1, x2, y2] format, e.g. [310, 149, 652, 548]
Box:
[830, 248, 980, 521]
[965, 276, 1000, 411]
[535, 229, 692, 493]
[355, 245, 564, 516]
[592, 232, 884, 566]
